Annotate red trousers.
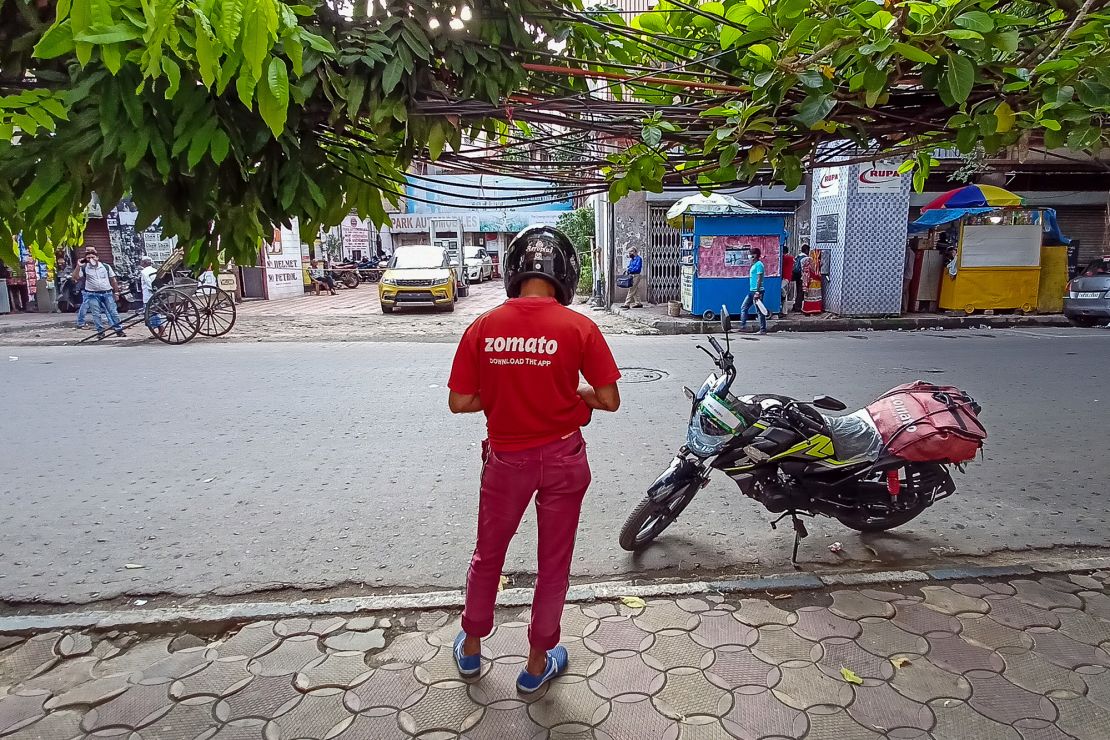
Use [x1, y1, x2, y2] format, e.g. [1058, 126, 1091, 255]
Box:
[461, 432, 592, 651]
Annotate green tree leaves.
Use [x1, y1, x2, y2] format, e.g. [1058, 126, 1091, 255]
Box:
[257, 57, 289, 136]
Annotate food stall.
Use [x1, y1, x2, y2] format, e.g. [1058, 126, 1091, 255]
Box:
[667, 195, 789, 321]
[909, 185, 1070, 314]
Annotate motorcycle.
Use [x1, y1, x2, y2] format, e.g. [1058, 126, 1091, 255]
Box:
[328, 262, 361, 289]
[618, 307, 985, 566]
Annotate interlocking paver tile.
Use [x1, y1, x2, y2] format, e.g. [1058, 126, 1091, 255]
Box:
[81, 681, 174, 733]
[732, 599, 796, 627]
[771, 662, 853, 710]
[642, 630, 714, 671]
[677, 599, 711, 614]
[4, 708, 84, 740]
[988, 582, 1019, 595]
[588, 652, 665, 699]
[43, 674, 129, 710]
[847, 681, 934, 734]
[140, 646, 215, 683]
[468, 657, 533, 706]
[0, 635, 60, 685]
[855, 618, 928, 657]
[965, 669, 1058, 724]
[816, 637, 893, 681]
[1032, 629, 1110, 670]
[371, 632, 437, 666]
[216, 623, 281, 661]
[1083, 667, 1110, 711]
[416, 612, 451, 632]
[247, 635, 323, 677]
[1081, 592, 1110, 621]
[264, 687, 354, 739]
[481, 622, 529, 660]
[890, 602, 961, 636]
[560, 605, 600, 640]
[1056, 609, 1110, 647]
[294, 652, 373, 691]
[216, 675, 302, 722]
[172, 656, 254, 699]
[804, 706, 884, 740]
[322, 630, 386, 653]
[1013, 581, 1085, 610]
[548, 726, 594, 740]
[0, 691, 49, 735]
[653, 667, 732, 718]
[92, 638, 172, 679]
[584, 603, 620, 619]
[416, 644, 482, 687]
[1070, 575, 1103, 591]
[889, 654, 971, 703]
[958, 614, 1035, 652]
[705, 646, 780, 691]
[929, 698, 1021, 740]
[331, 712, 404, 739]
[689, 611, 756, 649]
[0, 636, 23, 651]
[1051, 695, 1110, 740]
[862, 589, 914, 602]
[952, 583, 998, 599]
[56, 634, 93, 658]
[461, 702, 547, 739]
[1015, 718, 1079, 740]
[722, 686, 807, 739]
[751, 624, 821, 666]
[926, 633, 1005, 674]
[272, 617, 345, 638]
[425, 616, 463, 649]
[584, 617, 655, 655]
[527, 675, 609, 728]
[671, 715, 733, 740]
[342, 664, 423, 713]
[1000, 646, 1086, 698]
[634, 601, 701, 633]
[596, 694, 679, 740]
[562, 637, 604, 678]
[208, 718, 267, 740]
[19, 656, 98, 694]
[920, 586, 991, 615]
[143, 696, 220, 739]
[1042, 578, 1086, 594]
[792, 607, 861, 641]
[829, 591, 895, 620]
[989, 596, 1062, 630]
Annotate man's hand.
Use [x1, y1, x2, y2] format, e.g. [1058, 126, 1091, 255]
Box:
[578, 383, 620, 412]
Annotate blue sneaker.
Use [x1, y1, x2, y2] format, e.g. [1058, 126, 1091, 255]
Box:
[516, 645, 569, 694]
[453, 631, 481, 677]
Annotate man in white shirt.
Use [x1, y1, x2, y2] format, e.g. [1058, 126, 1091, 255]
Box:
[73, 247, 125, 338]
[139, 256, 157, 305]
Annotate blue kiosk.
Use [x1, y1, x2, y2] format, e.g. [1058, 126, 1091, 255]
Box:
[669, 196, 790, 321]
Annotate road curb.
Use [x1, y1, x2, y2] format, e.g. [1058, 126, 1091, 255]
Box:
[4, 554, 1110, 635]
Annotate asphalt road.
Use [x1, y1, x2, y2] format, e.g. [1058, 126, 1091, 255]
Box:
[2, 326, 1108, 605]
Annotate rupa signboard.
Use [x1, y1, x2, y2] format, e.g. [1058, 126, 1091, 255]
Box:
[856, 161, 904, 194]
[815, 169, 840, 198]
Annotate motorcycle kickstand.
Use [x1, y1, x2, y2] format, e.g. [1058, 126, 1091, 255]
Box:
[769, 510, 809, 570]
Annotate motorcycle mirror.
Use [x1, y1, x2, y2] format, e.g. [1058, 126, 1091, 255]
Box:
[812, 395, 848, 411]
[721, 305, 732, 333]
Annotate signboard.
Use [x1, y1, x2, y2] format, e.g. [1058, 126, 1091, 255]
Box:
[698, 235, 782, 278]
[265, 221, 303, 299]
[815, 213, 839, 244]
[342, 213, 370, 249]
[681, 265, 694, 311]
[815, 169, 840, 198]
[217, 272, 238, 294]
[389, 213, 480, 233]
[856, 161, 903, 194]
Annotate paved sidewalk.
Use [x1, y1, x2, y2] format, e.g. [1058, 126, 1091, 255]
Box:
[3, 573, 1110, 738]
[612, 303, 1075, 335]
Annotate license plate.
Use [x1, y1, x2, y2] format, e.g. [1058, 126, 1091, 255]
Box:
[1078, 292, 1103, 299]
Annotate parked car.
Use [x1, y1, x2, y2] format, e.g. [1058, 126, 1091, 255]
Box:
[378, 245, 457, 314]
[1064, 256, 1110, 326]
[463, 246, 494, 282]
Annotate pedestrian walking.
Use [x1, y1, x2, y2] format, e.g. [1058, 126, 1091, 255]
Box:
[448, 225, 622, 693]
[781, 245, 795, 314]
[621, 246, 645, 308]
[73, 247, 125, 338]
[794, 244, 810, 312]
[740, 247, 767, 334]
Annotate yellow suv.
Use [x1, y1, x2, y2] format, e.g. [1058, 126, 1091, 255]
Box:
[379, 245, 457, 313]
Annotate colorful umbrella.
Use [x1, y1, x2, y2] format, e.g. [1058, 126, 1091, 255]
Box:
[919, 184, 1023, 212]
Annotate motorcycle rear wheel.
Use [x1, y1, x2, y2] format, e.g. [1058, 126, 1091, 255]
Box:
[833, 462, 941, 532]
[618, 482, 699, 551]
[834, 501, 928, 532]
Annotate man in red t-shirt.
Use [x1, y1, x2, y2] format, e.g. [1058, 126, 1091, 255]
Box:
[448, 226, 621, 693]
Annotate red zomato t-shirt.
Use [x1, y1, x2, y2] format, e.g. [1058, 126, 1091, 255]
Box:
[448, 297, 622, 451]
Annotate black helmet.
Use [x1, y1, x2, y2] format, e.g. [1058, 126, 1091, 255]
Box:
[503, 225, 579, 305]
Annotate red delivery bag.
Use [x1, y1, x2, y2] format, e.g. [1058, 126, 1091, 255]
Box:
[866, 382, 987, 463]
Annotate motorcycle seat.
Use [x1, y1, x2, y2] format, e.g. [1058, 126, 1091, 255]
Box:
[820, 410, 884, 463]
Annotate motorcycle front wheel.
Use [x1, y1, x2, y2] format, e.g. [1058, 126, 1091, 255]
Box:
[618, 482, 699, 551]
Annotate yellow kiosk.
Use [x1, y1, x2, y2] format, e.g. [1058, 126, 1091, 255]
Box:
[939, 210, 1043, 314]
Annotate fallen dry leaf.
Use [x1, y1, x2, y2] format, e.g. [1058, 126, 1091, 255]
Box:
[773, 594, 791, 600]
[891, 657, 912, 669]
[840, 667, 863, 685]
[620, 596, 646, 609]
[498, 575, 509, 592]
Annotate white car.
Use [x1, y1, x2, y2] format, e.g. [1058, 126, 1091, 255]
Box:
[463, 247, 494, 282]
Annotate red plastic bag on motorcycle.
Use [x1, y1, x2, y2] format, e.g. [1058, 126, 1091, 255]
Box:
[866, 381, 987, 464]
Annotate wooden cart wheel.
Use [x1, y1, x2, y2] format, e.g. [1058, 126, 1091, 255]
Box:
[145, 287, 200, 345]
[194, 286, 237, 337]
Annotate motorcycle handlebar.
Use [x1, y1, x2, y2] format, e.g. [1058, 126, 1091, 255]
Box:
[708, 336, 724, 355]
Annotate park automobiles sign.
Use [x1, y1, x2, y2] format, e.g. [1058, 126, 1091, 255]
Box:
[856, 161, 904, 194]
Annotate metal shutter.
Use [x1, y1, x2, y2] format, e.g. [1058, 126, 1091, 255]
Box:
[1053, 205, 1108, 263]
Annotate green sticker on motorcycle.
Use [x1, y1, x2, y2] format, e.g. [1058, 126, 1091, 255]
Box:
[702, 393, 746, 434]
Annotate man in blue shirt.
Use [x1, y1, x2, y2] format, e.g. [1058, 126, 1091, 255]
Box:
[621, 247, 645, 308]
[740, 247, 767, 335]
